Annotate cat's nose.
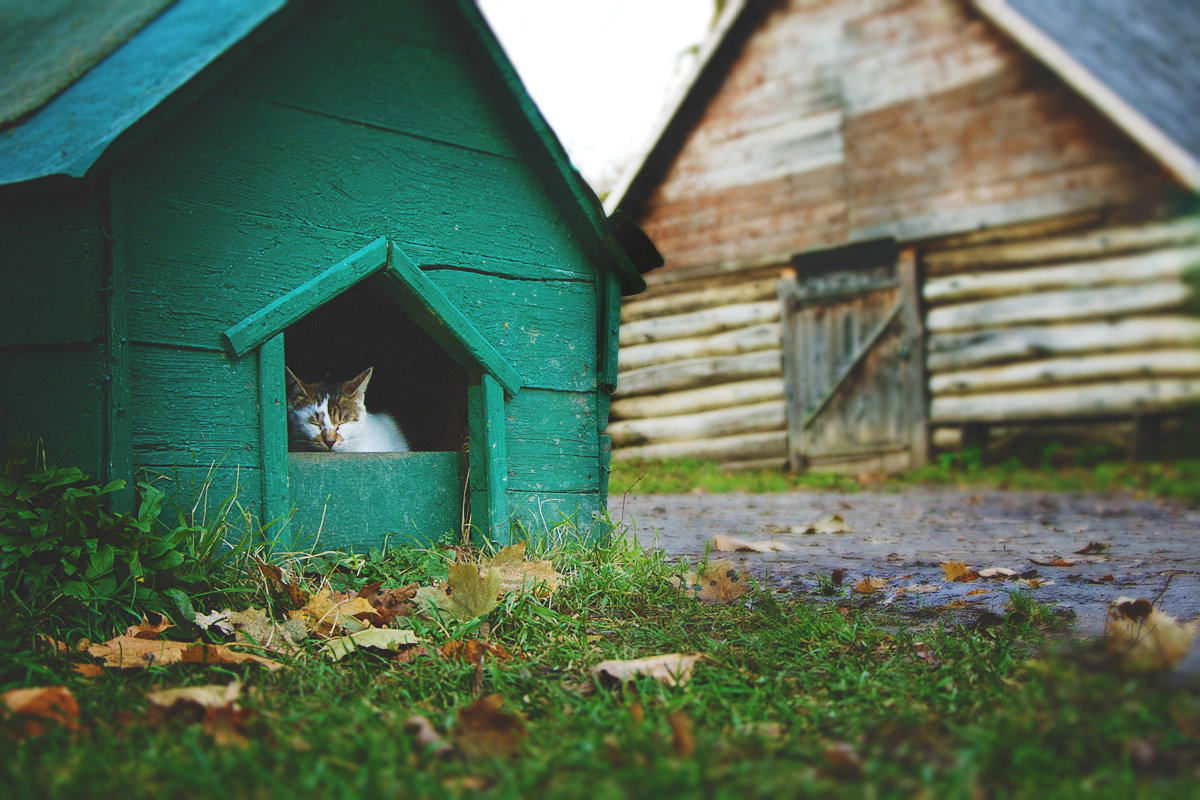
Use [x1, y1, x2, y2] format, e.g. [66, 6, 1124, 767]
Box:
[321, 432, 338, 449]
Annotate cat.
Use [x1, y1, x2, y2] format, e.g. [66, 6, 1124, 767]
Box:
[285, 366, 410, 453]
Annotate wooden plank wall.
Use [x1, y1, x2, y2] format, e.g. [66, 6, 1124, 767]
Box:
[924, 215, 1200, 429]
[632, 0, 1183, 275]
[609, 264, 788, 468]
[108, 1, 609, 539]
[614, 0, 1192, 464]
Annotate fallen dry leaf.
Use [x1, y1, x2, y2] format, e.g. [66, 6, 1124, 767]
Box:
[254, 559, 309, 608]
[854, 577, 888, 595]
[73, 664, 106, 678]
[417, 562, 502, 622]
[1030, 555, 1076, 567]
[405, 714, 453, 759]
[125, 614, 173, 639]
[194, 609, 234, 635]
[1105, 596, 1199, 672]
[1074, 541, 1110, 555]
[668, 711, 695, 758]
[712, 534, 793, 553]
[481, 542, 562, 596]
[677, 560, 750, 604]
[941, 562, 979, 582]
[2, 686, 82, 736]
[85, 636, 285, 671]
[146, 682, 248, 747]
[356, 581, 418, 626]
[799, 514, 851, 535]
[977, 567, 1018, 579]
[439, 639, 513, 664]
[823, 742, 865, 778]
[290, 589, 374, 637]
[591, 653, 704, 688]
[455, 694, 525, 759]
[225, 607, 309, 655]
[320, 628, 422, 661]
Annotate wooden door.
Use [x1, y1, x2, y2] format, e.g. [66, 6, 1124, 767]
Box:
[779, 241, 927, 473]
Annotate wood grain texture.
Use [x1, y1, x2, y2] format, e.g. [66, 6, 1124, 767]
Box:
[931, 378, 1200, 423]
[616, 349, 782, 398]
[257, 335, 288, 536]
[468, 374, 509, 545]
[611, 431, 787, 463]
[607, 400, 785, 447]
[619, 302, 780, 347]
[618, 323, 781, 371]
[223, 238, 388, 357]
[610, 378, 784, 421]
[287, 452, 465, 550]
[505, 389, 602, 494]
[931, 349, 1200, 396]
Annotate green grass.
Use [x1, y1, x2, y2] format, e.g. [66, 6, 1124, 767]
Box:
[610, 455, 1200, 503]
[3, 537, 1198, 799]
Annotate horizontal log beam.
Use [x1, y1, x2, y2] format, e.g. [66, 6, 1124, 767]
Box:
[927, 316, 1200, 373]
[926, 281, 1190, 333]
[930, 378, 1200, 423]
[618, 323, 780, 371]
[607, 401, 784, 447]
[619, 301, 780, 346]
[924, 215, 1200, 277]
[621, 278, 779, 322]
[924, 245, 1200, 306]
[610, 377, 784, 420]
[611, 431, 787, 463]
[930, 349, 1200, 396]
[615, 349, 781, 398]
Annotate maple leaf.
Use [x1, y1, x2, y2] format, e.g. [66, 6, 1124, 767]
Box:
[355, 581, 418, 626]
[439, 639, 513, 664]
[677, 560, 750, 604]
[145, 682, 248, 747]
[481, 542, 562, 596]
[854, 577, 888, 595]
[455, 695, 526, 759]
[125, 614, 173, 639]
[225, 608, 309, 654]
[1105, 596, 1199, 672]
[84, 635, 285, 671]
[416, 562, 502, 622]
[320, 628, 422, 661]
[254, 558, 309, 608]
[590, 653, 705, 688]
[712, 534, 793, 553]
[941, 562, 979, 582]
[2, 686, 82, 737]
[289, 588, 374, 637]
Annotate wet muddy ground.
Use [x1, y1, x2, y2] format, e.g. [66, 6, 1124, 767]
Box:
[611, 487, 1200, 642]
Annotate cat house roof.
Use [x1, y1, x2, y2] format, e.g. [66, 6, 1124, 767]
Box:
[0, 0, 660, 293]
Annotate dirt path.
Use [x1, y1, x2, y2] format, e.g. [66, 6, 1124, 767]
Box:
[612, 487, 1200, 639]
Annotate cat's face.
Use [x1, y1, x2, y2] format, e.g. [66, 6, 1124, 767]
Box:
[285, 367, 372, 452]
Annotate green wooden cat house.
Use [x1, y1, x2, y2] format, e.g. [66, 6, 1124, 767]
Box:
[0, 0, 661, 550]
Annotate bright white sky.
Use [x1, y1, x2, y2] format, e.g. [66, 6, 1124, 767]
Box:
[478, 0, 715, 194]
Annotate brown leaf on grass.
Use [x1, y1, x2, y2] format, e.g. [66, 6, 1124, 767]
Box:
[225, 608, 309, 655]
[481, 542, 563, 596]
[591, 654, 705, 688]
[85, 636, 285, 671]
[455, 695, 525, 759]
[254, 559, 309, 609]
[2, 686, 82, 737]
[356, 581, 418, 626]
[73, 664, 106, 677]
[125, 614, 173, 639]
[1105, 596, 1199, 672]
[853, 577, 888, 595]
[941, 562, 979, 582]
[677, 560, 750, 604]
[1075, 541, 1110, 555]
[668, 711, 695, 758]
[405, 714, 453, 759]
[823, 742, 864, 778]
[712, 534, 793, 553]
[831, 568, 846, 587]
[289, 588, 374, 637]
[439, 639, 513, 664]
[394, 646, 429, 665]
[146, 682, 248, 747]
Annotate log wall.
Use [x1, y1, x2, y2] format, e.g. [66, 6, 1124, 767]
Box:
[609, 265, 788, 466]
[924, 215, 1200, 428]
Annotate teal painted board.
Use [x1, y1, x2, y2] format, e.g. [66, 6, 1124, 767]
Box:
[129, 346, 261, 468]
[467, 374, 510, 545]
[231, 2, 519, 159]
[3, 227, 105, 347]
[112, 194, 374, 350]
[288, 452, 465, 551]
[257, 335, 288, 535]
[138, 462, 266, 528]
[504, 389, 603, 494]
[0, 347, 106, 479]
[224, 237, 388, 357]
[428, 271, 599, 393]
[117, 92, 594, 275]
[507, 490, 607, 545]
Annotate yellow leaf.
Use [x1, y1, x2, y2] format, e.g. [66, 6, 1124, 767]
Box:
[941, 562, 979, 582]
[591, 653, 705, 687]
[290, 589, 375, 636]
[417, 562, 502, 622]
[481, 542, 562, 595]
[1105, 596, 1199, 672]
[854, 577, 888, 594]
[320, 628, 422, 661]
[677, 560, 750, 604]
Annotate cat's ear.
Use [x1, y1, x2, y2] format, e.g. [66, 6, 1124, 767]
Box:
[344, 367, 373, 399]
[284, 367, 310, 400]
